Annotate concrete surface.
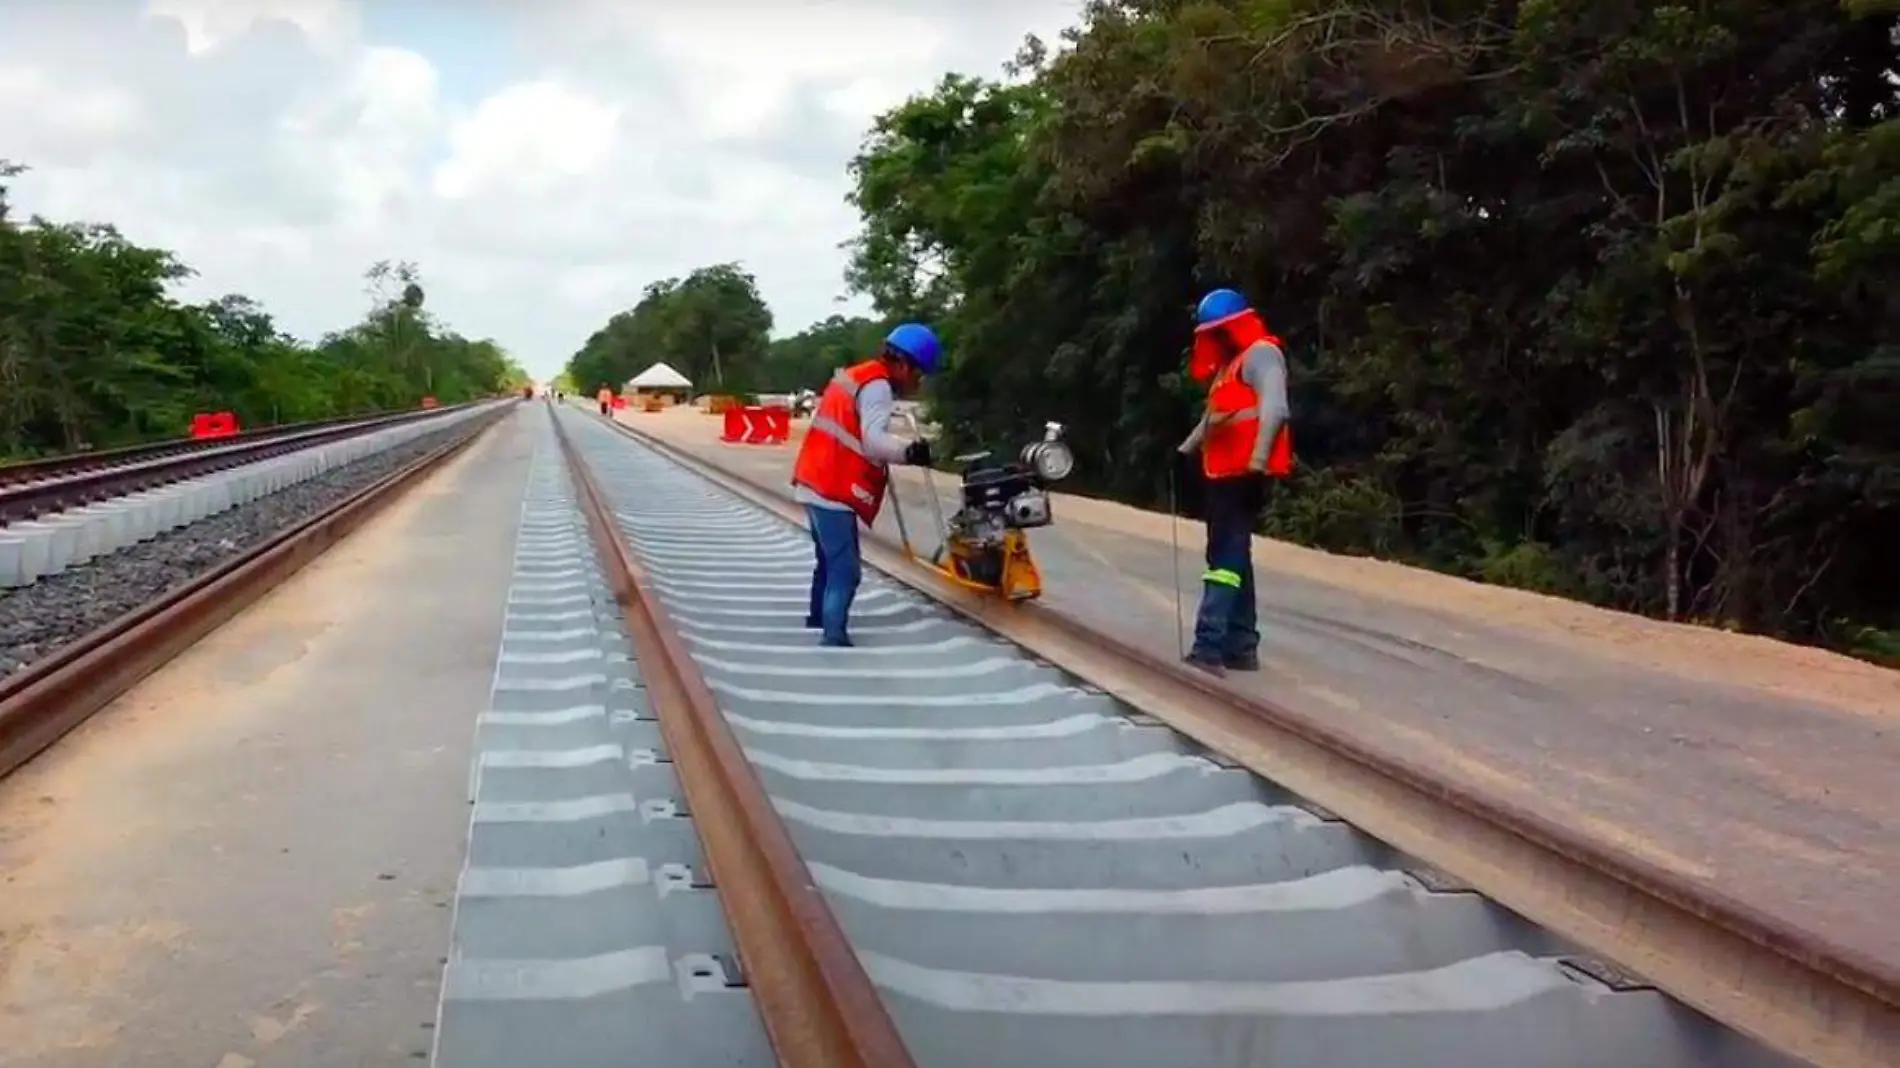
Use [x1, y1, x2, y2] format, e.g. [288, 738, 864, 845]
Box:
[0, 403, 502, 589]
[560, 408, 1795, 1068]
[609, 402, 1900, 989]
[0, 406, 532, 1068]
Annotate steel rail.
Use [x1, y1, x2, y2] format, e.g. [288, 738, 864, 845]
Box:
[0, 403, 512, 781]
[0, 403, 482, 525]
[597, 408, 1898, 1068]
[550, 414, 918, 1068]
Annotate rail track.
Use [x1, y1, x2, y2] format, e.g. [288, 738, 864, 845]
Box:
[0, 403, 480, 525]
[434, 403, 1893, 1068]
[0, 399, 513, 779]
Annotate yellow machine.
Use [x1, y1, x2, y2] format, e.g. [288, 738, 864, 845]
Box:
[889, 418, 1076, 603]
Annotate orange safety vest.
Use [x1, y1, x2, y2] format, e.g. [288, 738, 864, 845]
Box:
[1203, 343, 1293, 480]
[792, 360, 892, 526]
[597, 388, 612, 405]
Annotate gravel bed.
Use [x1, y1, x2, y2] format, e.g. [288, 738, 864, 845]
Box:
[0, 419, 487, 681]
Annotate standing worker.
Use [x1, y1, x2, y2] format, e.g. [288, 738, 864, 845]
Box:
[597, 385, 613, 417]
[1176, 288, 1293, 676]
[792, 323, 941, 647]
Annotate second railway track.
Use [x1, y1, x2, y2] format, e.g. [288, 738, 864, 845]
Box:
[435, 403, 1870, 1068]
[0, 404, 481, 525]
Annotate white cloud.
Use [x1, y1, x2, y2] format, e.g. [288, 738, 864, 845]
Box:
[0, 0, 1081, 379]
[144, 0, 358, 56]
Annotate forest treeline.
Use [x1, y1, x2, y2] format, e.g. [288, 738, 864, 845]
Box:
[0, 160, 529, 460]
[582, 0, 1894, 665]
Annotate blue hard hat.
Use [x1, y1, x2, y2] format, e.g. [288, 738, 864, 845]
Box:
[884, 322, 942, 374]
[1195, 288, 1249, 325]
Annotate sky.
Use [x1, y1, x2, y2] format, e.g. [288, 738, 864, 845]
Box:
[0, 0, 1082, 381]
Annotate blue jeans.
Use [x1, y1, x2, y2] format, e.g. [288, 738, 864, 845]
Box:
[805, 504, 862, 646]
[1191, 474, 1264, 663]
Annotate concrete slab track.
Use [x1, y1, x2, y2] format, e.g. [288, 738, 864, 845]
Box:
[556, 405, 1799, 1068]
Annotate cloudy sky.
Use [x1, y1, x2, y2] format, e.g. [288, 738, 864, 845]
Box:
[0, 0, 1080, 380]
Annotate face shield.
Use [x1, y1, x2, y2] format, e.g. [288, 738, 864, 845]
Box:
[1189, 331, 1226, 383]
[1188, 309, 1270, 382]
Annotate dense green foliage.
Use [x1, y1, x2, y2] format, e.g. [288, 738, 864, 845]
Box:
[0, 160, 528, 459]
[565, 262, 894, 397]
[757, 315, 894, 393]
[566, 263, 776, 396]
[571, 0, 1898, 660]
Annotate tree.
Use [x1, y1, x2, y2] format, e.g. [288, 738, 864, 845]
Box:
[564, 262, 773, 395]
[0, 160, 528, 458]
[758, 315, 891, 391]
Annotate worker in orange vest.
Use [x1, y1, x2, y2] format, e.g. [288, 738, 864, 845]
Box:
[597, 386, 613, 416]
[1177, 288, 1293, 676]
[791, 323, 941, 647]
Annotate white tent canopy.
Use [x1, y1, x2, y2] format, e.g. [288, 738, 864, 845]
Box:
[626, 361, 692, 390]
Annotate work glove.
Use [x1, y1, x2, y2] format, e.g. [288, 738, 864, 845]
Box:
[903, 439, 934, 467]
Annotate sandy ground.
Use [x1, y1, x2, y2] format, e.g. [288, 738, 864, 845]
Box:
[0, 411, 535, 1068]
[613, 402, 1900, 976]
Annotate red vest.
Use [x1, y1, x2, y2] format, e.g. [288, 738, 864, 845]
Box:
[792, 360, 891, 526]
[1203, 343, 1293, 480]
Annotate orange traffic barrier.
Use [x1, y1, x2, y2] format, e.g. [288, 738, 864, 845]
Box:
[721, 406, 790, 446]
[189, 411, 240, 439]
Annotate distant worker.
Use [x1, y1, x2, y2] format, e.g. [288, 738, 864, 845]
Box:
[1176, 288, 1292, 676]
[597, 385, 613, 416]
[791, 323, 941, 647]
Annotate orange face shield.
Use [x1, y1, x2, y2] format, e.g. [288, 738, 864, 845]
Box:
[1189, 309, 1272, 383]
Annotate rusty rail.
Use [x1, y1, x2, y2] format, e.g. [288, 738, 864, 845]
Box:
[0, 404, 511, 781]
[596, 407, 1899, 1068]
[549, 414, 917, 1068]
[0, 402, 489, 525]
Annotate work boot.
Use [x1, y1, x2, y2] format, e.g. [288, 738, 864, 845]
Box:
[1223, 652, 1260, 672]
[1182, 651, 1226, 678]
[819, 634, 854, 649]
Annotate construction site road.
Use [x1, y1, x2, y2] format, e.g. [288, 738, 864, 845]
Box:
[611, 403, 1900, 990]
[0, 410, 535, 1068]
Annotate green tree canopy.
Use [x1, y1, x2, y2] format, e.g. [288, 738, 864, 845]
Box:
[1, 161, 528, 458]
[565, 262, 774, 395]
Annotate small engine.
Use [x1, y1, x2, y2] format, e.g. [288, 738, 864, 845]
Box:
[949, 424, 1073, 540]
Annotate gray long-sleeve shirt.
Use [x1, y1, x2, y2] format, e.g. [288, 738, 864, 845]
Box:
[1178, 340, 1291, 469]
[795, 376, 912, 512]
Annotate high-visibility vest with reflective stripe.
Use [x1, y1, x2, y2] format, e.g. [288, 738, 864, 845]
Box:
[792, 360, 891, 526]
[1202, 344, 1292, 480]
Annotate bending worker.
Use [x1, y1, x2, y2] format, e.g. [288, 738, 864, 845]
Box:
[791, 323, 940, 647]
[1177, 288, 1293, 676]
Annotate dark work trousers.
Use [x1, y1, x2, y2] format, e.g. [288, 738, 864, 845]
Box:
[805, 503, 862, 647]
[1190, 473, 1266, 664]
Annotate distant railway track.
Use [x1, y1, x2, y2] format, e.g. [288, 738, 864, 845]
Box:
[0, 400, 513, 779]
[0, 403, 481, 525]
[456, 404, 1892, 1068]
